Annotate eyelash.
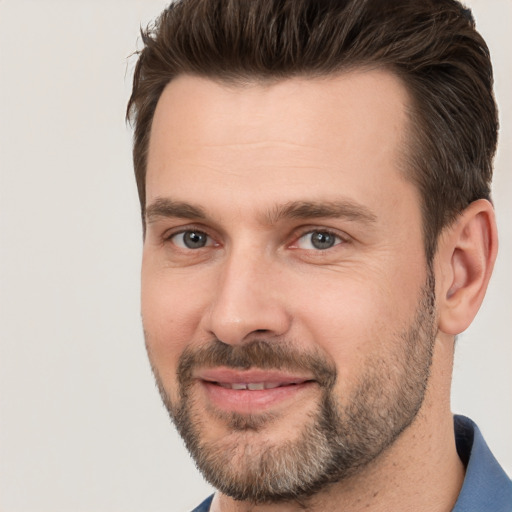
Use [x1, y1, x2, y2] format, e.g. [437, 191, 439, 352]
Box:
[164, 226, 215, 249]
[292, 228, 347, 251]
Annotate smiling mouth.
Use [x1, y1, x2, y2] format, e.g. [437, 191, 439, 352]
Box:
[194, 367, 318, 413]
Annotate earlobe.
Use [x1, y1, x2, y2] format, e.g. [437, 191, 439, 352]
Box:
[437, 199, 498, 335]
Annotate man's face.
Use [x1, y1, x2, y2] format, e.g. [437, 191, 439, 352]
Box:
[142, 72, 437, 503]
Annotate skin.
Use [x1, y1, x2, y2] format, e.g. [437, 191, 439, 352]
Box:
[141, 71, 497, 511]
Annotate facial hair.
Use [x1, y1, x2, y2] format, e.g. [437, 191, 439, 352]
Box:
[147, 270, 437, 505]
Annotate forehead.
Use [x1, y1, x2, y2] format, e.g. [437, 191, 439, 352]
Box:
[146, 71, 413, 218]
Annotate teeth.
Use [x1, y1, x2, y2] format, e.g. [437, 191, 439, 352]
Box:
[247, 383, 265, 390]
[215, 381, 298, 390]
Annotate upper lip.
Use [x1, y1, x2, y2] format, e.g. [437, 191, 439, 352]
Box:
[195, 368, 314, 387]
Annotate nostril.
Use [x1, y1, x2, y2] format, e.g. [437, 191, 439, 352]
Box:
[205, 300, 292, 346]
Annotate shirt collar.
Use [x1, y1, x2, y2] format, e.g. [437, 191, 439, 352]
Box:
[452, 415, 512, 512]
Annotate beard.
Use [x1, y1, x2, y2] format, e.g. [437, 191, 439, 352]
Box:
[147, 270, 437, 505]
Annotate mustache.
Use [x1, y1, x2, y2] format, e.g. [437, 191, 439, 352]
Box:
[177, 339, 337, 389]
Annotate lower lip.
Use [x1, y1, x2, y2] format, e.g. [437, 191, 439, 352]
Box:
[200, 380, 316, 414]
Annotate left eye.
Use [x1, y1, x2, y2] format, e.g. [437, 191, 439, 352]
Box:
[295, 230, 342, 250]
[171, 230, 213, 249]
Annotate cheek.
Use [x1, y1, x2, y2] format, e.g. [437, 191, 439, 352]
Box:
[141, 262, 204, 380]
[299, 284, 381, 365]
[293, 269, 421, 385]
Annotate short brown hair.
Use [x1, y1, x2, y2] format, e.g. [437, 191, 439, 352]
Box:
[127, 0, 498, 260]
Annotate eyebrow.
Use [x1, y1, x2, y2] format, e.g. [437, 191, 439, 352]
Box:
[145, 197, 377, 225]
[146, 198, 207, 223]
[264, 200, 377, 225]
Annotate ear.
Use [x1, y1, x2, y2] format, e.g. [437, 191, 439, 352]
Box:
[436, 199, 498, 335]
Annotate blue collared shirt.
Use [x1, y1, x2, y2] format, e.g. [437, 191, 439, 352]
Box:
[452, 415, 512, 511]
[191, 415, 512, 511]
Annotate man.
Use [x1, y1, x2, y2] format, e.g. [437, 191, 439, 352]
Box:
[127, 0, 512, 510]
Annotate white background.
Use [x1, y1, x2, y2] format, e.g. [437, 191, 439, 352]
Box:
[0, 1, 510, 511]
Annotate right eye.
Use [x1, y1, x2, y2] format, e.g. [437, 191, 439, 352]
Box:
[170, 230, 213, 249]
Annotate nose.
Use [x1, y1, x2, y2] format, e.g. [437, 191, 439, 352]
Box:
[201, 250, 292, 345]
